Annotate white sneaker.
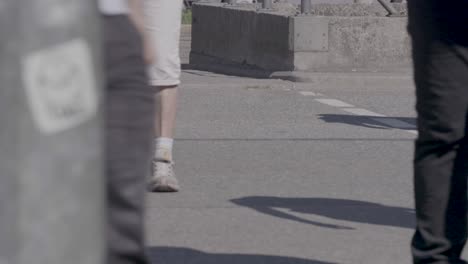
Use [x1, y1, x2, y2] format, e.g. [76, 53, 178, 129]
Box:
[148, 160, 180, 192]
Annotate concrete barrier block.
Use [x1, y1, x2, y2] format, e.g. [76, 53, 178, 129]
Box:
[289, 16, 329, 52]
[326, 16, 410, 70]
[191, 3, 293, 71]
[191, 3, 411, 74]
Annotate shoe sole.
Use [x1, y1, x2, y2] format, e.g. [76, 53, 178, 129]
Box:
[148, 183, 180, 193]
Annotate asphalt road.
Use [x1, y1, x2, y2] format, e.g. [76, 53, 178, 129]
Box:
[145, 70, 463, 264]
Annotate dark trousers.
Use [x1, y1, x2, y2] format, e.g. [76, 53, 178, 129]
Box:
[103, 15, 154, 264]
[409, 1, 468, 263]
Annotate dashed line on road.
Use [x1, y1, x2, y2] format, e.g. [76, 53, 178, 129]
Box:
[315, 98, 355, 108]
[299, 91, 418, 135]
[342, 108, 385, 117]
[299, 91, 323, 97]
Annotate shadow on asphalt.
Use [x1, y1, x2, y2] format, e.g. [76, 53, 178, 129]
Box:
[147, 247, 337, 264]
[231, 197, 415, 230]
[318, 114, 416, 130]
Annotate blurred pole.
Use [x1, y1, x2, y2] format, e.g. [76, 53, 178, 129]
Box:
[262, 0, 273, 9]
[301, 0, 311, 14]
[0, 0, 104, 264]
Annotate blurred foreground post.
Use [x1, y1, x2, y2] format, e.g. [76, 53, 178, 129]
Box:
[0, 0, 104, 264]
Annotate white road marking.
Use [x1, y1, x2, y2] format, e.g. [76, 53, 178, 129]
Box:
[299, 91, 322, 96]
[299, 91, 418, 136]
[315, 98, 355, 108]
[342, 108, 385, 117]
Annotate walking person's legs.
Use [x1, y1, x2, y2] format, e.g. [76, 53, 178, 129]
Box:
[409, 1, 468, 263]
[145, 0, 183, 192]
[103, 15, 154, 264]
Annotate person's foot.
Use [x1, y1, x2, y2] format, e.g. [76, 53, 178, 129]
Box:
[148, 160, 180, 192]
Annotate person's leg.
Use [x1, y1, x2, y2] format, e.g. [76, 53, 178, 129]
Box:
[409, 2, 468, 263]
[154, 86, 178, 160]
[103, 15, 154, 264]
[412, 43, 468, 264]
[145, 0, 183, 192]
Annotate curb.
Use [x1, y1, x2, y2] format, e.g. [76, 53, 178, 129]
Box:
[270, 71, 414, 88]
[187, 62, 414, 89]
[187, 63, 273, 79]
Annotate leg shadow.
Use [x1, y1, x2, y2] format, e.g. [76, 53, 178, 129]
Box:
[318, 114, 416, 130]
[231, 197, 415, 229]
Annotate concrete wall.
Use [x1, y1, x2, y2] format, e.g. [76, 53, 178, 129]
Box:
[293, 16, 411, 71]
[191, 3, 411, 72]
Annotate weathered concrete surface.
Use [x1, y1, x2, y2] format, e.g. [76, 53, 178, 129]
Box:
[0, 1, 105, 264]
[191, 3, 294, 71]
[190, 3, 410, 74]
[310, 3, 407, 16]
[294, 16, 410, 71]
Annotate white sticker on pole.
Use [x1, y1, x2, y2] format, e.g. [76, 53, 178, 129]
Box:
[22, 39, 98, 134]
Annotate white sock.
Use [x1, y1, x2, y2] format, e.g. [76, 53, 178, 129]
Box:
[154, 137, 174, 162]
